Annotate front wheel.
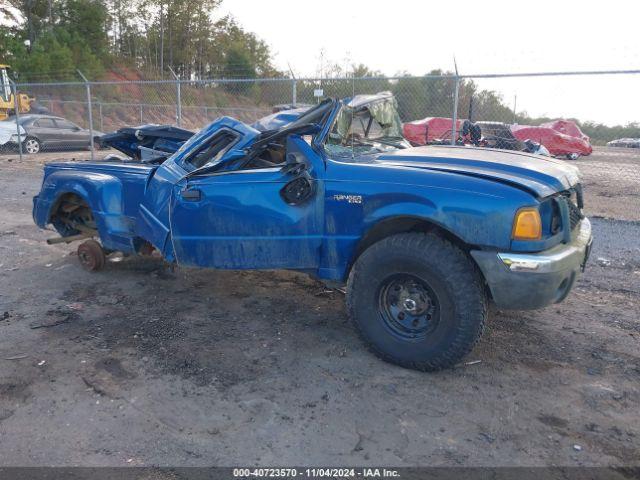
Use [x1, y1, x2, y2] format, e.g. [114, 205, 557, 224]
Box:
[347, 233, 487, 371]
[23, 137, 41, 154]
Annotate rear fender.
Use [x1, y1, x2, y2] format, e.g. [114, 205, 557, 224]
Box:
[37, 170, 132, 251]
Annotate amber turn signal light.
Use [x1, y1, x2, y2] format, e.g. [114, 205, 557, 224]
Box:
[512, 208, 542, 241]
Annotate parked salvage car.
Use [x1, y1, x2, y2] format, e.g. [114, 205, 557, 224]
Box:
[474, 122, 550, 155]
[607, 138, 640, 148]
[33, 97, 593, 371]
[98, 124, 195, 162]
[404, 117, 591, 159]
[404, 118, 549, 155]
[0, 118, 26, 151]
[3, 114, 103, 153]
[511, 122, 592, 159]
[403, 116, 462, 145]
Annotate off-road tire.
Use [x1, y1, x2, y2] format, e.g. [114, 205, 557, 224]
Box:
[346, 232, 487, 371]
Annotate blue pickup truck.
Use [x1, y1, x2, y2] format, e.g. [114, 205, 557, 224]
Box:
[33, 95, 592, 371]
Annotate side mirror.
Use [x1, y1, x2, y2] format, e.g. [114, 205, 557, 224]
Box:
[281, 152, 308, 175]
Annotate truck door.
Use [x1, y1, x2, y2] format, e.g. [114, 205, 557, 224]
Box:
[168, 136, 324, 269]
[137, 160, 184, 259]
[137, 122, 252, 259]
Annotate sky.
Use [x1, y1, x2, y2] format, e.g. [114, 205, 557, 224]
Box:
[218, 0, 640, 125]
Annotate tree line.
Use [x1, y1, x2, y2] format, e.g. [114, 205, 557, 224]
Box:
[0, 0, 277, 81]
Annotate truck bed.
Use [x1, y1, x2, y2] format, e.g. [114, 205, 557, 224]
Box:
[33, 160, 155, 253]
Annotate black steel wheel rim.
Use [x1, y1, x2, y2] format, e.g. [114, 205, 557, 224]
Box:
[377, 274, 440, 340]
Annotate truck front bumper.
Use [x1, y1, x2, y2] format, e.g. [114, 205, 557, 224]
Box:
[470, 218, 593, 310]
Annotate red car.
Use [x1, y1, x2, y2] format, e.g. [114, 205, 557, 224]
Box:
[403, 117, 462, 145]
[511, 120, 592, 158]
[403, 117, 592, 159]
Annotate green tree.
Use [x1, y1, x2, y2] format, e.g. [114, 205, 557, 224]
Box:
[224, 43, 256, 79]
[57, 0, 109, 57]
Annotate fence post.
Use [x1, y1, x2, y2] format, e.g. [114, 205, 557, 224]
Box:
[450, 76, 460, 146]
[139, 104, 143, 124]
[9, 79, 23, 161]
[292, 79, 297, 106]
[77, 70, 94, 160]
[168, 67, 181, 126]
[98, 103, 103, 133]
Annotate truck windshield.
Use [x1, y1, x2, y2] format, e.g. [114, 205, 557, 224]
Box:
[325, 95, 409, 158]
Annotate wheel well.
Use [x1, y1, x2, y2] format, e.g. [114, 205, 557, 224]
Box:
[49, 192, 96, 237]
[347, 216, 492, 301]
[348, 216, 475, 275]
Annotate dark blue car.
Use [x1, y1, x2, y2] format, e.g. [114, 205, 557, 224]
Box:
[32, 96, 592, 371]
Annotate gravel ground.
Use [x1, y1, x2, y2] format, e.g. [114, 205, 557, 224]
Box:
[0, 147, 638, 467]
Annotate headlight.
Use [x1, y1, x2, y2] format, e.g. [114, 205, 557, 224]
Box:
[512, 207, 542, 241]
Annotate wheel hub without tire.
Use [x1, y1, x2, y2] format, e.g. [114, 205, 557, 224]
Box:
[77, 240, 106, 272]
[378, 275, 439, 340]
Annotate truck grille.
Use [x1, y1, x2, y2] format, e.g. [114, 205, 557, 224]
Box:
[567, 198, 583, 230]
[560, 187, 584, 231]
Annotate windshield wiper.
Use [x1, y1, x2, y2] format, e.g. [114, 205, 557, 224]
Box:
[345, 138, 383, 149]
[370, 137, 405, 147]
[347, 137, 402, 149]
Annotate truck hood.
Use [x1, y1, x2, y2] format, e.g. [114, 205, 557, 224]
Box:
[375, 145, 581, 198]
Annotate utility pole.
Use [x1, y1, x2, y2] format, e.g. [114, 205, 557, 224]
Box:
[319, 48, 324, 88]
[169, 66, 181, 126]
[451, 77, 460, 146]
[288, 63, 297, 106]
[77, 70, 94, 160]
[159, 1, 164, 74]
[9, 79, 23, 162]
[317, 48, 325, 105]
[451, 56, 460, 146]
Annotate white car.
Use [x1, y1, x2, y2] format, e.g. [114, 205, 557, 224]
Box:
[0, 120, 26, 151]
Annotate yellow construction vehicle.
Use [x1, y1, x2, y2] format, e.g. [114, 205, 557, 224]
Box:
[0, 64, 40, 120]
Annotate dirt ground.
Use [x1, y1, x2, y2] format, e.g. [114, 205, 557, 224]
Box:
[0, 146, 638, 467]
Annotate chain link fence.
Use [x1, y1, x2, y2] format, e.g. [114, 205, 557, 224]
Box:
[2, 70, 639, 159]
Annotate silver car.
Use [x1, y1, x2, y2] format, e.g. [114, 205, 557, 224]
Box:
[5, 114, 103, 154]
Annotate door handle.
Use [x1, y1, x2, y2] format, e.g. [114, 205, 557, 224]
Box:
[180, 188, 202, 201]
